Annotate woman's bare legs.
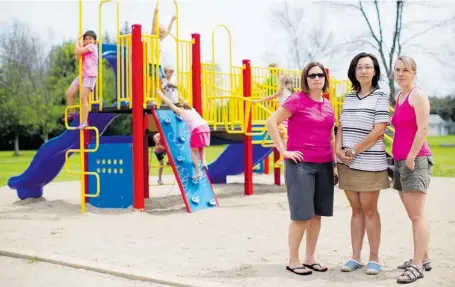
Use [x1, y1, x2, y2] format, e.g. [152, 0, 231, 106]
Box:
[345, 191, 365, 262]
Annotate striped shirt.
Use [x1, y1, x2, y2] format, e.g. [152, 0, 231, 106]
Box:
[339, 88, 390, 171]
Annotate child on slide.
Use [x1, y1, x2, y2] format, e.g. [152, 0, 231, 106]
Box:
[66, 30, 98, 130]
[252, 74, 295, 139]
[156, 89, 210, 180]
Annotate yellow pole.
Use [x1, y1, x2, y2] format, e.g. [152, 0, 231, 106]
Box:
[116, 0, 120, 109]
[78, 0, 86, 214]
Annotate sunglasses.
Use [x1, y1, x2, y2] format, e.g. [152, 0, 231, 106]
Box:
[308, 73, 325, 79]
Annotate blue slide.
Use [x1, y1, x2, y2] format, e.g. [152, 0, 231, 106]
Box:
[208, 144, 272, 184]
[152, 109, 218, 213]
[8, 113, 118, 200]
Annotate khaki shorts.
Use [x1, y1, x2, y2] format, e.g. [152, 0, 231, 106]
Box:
[393, 156, 434, 193]
[337, 163, 390, 192]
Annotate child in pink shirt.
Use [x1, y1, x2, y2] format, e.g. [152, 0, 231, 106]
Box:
[156, 89, 210, 180]
[66, 30, 98, 130]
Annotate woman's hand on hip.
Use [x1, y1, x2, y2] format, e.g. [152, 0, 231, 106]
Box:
[282, 150, 303, 163]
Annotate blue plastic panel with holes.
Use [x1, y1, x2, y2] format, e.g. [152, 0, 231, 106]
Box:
[154, 109, 218, 213]
[87, 142, 133, 208]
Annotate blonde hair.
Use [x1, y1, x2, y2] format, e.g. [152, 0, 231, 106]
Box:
[279, 74, 295, 93]
[164, 65, 174, 73]
[396, 56, 417, 74]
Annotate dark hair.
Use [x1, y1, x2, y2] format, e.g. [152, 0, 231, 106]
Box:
[347, 52, 380, 91]
[301, 61, 329, 94]
[83, 30, 97, 41]
[182, 102, 191, 110]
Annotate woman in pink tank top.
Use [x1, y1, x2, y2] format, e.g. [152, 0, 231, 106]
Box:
[392, 56, 434, 284]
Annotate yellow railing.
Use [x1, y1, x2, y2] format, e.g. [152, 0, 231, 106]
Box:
[202, 63, 244, 132]
[329, 79, 351, 123]
[91, 0, 113, 111]
[116, 34, 132, 109]
[176, 38, 193, 105]
[141, 36, 193, 107]
[251, 66, 301, 124]
[142, 0, 192, 107]
[142, 33, 161, 106]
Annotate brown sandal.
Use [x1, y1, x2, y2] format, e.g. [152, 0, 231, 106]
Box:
[397, 264, 424, 284]
[398, 259, 432, 271]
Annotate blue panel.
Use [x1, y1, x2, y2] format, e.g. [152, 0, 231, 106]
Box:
[154, 109, 218, 213]
[252, 124, 271, 142]
[207, 144, 271, 184]
[87, 143, 133, 208]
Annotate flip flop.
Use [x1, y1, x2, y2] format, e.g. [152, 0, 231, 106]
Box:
[303, 263, 328, 272]
[286, 265, 312, 276]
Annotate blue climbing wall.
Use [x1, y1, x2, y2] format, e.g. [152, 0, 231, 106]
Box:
[152, 109, 218, 213]
[87, 142, 133, 208]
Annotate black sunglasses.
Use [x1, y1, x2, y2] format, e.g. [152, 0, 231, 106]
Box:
[308, 73, 325, 79]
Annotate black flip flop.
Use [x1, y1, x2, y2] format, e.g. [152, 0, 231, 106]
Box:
[303, 263, 328, 272]
[286, 265, 312, 276]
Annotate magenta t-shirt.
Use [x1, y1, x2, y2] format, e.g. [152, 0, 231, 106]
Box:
[282, 92, 335, 163]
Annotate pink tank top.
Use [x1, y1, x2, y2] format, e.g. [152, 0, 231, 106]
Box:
[182, 109, 208, 132]
[391, 89, 432, 161]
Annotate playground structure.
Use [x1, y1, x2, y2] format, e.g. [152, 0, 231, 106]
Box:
[7, 0, 396, 214]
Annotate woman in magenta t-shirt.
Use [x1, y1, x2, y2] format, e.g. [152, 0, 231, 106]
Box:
[392, 56, 433, 284]
[266, 62, 336, 276]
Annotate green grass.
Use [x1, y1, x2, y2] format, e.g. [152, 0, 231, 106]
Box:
[0, 145, 228, 187]
[426, 136, 455, 177]
[1, 136, 454, 187]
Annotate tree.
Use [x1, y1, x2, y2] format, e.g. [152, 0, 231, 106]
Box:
[120, 21, 131, 36]
[25, 35, 68, 142]
[327, 0, 455, 103]
[430, 95, 455, 121]
[269, 1, 333, 69]
[0, 21, 38, 155]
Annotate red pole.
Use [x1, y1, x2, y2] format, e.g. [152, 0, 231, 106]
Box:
[191, 33, 202, 114]
[132, 24, 145, 210]
[264, 155, 269, 175]
[323, 68, 330, 100]
[143, 113, 149, 199]
[274, 148, 281, 185]
[243, 59, 253, 196]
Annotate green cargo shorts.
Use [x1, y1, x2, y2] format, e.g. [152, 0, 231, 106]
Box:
[393, 156, 434, 193]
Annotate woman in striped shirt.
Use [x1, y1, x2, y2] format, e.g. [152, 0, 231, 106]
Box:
[335, 52, 390, 275]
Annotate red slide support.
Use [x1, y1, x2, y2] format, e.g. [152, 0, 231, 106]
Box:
[242, 59, 253, 195]
[191, 33, 202, 115]
[131, 24, 145, 210]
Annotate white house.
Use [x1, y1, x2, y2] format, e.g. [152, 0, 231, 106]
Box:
[446, 119, 455, 134]
[428, 114, 449, 136]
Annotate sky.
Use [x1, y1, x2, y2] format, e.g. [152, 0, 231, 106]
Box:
[1, 0, 455, 97]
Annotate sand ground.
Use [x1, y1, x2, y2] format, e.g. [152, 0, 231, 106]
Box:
[0, 175, 454, 287]
[0, 255, 171, 287]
